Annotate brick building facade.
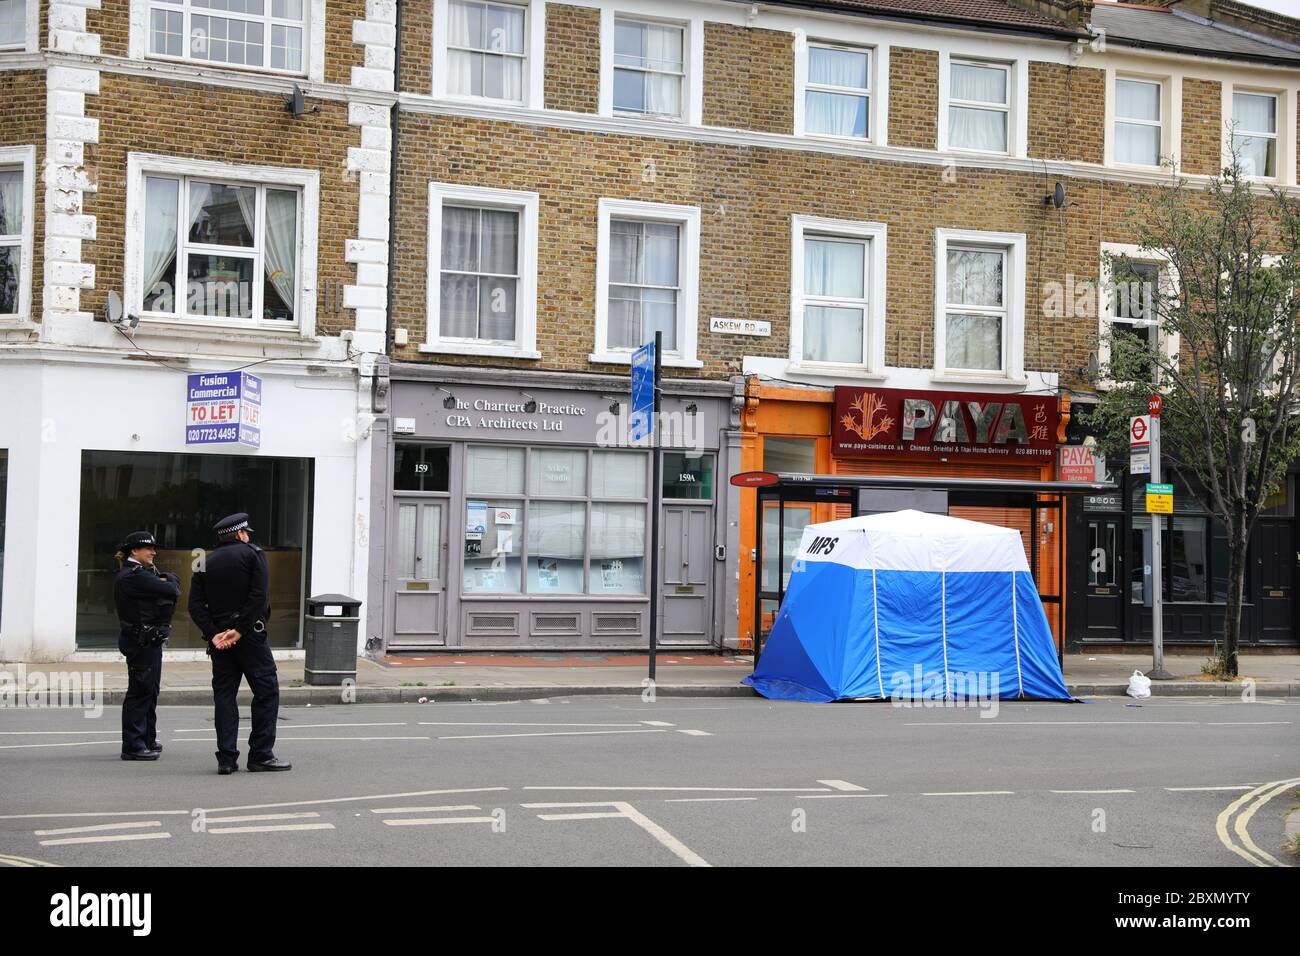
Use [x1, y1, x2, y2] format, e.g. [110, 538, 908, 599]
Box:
[1, 0, 1298, 659]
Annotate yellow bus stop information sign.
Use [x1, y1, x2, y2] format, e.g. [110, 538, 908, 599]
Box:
[1146, 483, 1173, 514]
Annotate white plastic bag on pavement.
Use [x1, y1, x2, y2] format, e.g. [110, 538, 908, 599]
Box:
[1126, 670, 1152, 699]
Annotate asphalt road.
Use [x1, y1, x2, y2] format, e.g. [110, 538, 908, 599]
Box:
[1, 695, 1297, 867]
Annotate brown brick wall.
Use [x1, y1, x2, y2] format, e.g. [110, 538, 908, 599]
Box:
[398, 0, 433, 94]
[1182, 77, 1223, 176]
[1028, 62, 1104, 164]
[702, 22, 792, 134]
[889, 47, 938, 150]
[84, 74, 360, 337]
[390, 113, 1161, 390]
[0, 71, 46, 320]
[544, 3, 600, 114]
[89, 0, 129, 59]
[325, 0, 369, 88]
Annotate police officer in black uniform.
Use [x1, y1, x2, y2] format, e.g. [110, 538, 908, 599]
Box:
[188, 513, 292, 775]
[113, 531, 181, 761]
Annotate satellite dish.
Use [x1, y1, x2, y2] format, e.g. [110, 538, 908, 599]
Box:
[105, 290, 123, 325]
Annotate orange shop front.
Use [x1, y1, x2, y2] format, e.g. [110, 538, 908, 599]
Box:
[737, 379, 1073, 651]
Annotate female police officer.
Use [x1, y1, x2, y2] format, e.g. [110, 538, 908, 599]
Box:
[114, 531, 182, 760]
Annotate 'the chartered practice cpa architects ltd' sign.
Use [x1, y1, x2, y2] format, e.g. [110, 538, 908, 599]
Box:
[186, 371, 262, 448]
[832, 386, 1058, 461]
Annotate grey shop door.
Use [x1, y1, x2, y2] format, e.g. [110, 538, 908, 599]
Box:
[389, 498, 447, 648]
[660, 505, 713, 646]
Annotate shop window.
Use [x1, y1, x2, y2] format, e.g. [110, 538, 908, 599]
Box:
[0, 450, 6, 622]
[394, 444, 450, 492]
[763, 437, 817, 475]
[75, 451, 311, 649]
[462, 446, 648, 596]
[662, 452, 712, 500]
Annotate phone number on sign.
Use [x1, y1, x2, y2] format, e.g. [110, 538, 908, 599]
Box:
[186, 426, 240, 442]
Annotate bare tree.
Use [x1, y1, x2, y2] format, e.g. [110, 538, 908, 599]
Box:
[1091, 159, 1300, 677]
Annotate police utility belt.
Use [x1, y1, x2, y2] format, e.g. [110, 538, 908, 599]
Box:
[214, 612, 267, 634]
[125, 623, 171, 648]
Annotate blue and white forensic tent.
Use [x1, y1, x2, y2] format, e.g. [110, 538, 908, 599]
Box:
[743, 510, 1072, 702]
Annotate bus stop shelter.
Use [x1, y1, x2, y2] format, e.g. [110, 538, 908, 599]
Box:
[749, 473, 1116, 665]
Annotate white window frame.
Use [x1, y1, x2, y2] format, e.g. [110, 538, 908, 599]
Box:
[794, 39, 877, 143]
[1106, 70, 1179, 171]
[592, 197, 701, 368]
[432, 0, 546, 110]
[1097, 241, 1180, 387]
[598, 3, 703, 127]
[933, 228, 1026, 384]
[789, 215, 887, 376]
[123, 152, 319, 336]
[937, 52, 1027, 158]
[0, 0, 39, 54]
[1225, 85, 1287, 183]
[0, 145, 35, 323]
[129, 0, 325, 81]
[422, 182, 539, 358]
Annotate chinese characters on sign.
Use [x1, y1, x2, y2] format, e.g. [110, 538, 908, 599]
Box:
[831, 387, 1058, 461]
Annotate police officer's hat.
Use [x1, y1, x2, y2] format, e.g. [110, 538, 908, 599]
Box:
[121, 531, 157, 552]
[214, 513, 254, 537]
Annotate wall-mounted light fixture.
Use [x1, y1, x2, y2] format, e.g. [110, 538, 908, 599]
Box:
[436, 386, 457, 410]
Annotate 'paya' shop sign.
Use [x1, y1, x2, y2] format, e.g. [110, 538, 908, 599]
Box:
[832, 386, 1057, 461]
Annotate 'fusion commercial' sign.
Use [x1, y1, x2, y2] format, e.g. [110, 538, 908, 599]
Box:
[185, 372, 262, 448]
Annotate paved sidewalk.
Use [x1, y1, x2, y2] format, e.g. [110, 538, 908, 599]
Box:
[4, 650, 1297, 704]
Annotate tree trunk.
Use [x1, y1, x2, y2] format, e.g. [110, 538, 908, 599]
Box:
[1221, 518, 1249, 679]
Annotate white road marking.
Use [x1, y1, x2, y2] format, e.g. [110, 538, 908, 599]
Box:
[640, 721, 675, 727]
[203, 812, 321, 824]
[677, 730, 712, 736]
[1049, 789, 1136, 794]
[795, 794, 889, 800]
[0, 730, 121, 736]
[525, 801, 709, 867]
[523, 786, 831, 793]
[536, 812, 627, 821]
[1166, 785, 1254, 792]
[1206, 721, 1292, 726]
[921, 791, 1015, 797]
[175, 723, 408, 731]
[40, 832, 173, 847]
[0, 810, 190, 820]
[370, 805, 481, 814]
[0, 853, 59, 867]
[664, 797, 758, 803]
[418, 722, 645, 728]
[169, 736, 432, 742]
[437, 729, 667, 740]
[34, 821, 164, 836]
[202, 787, 510, 814]
[818, 780, 868, 791]
[905, 720, 1199, 726]
[207, 823, 336, 835]
[0, 740, 121, 750]
[382, 817, 496, 826]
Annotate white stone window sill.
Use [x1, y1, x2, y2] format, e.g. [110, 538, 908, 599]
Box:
[930, 372, 1029, 390]
[135, 317, 318, 346]
[589, 351, 704, 369]
[786, 362, 886, 381]
[419, 342, 541, 360]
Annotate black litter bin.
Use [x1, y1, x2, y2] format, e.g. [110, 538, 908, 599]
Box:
[304, 594, 362, 686]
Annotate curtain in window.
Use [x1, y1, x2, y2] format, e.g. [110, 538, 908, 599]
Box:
[466, 445, 525, 494]
[590, 503, 645, 558]
[804, 306, 863, 363]
[0, 0, 25, 47]
[810, 47, 867, 88]
[441, 206, 477, 337]
[142, 177, 178, 310]
[263, 188, 297, 320]
[527, 502, 585, 559]
[947, 249, 1002, 306]
[946, 313, 1002, 370]
[1116, 80, 1159, 120]
[806, 91, 867, 138]
[592, 451, 646, 498]
[805, 238, 862, 298]
[951, 63, 1006, 104]
[477, 208, 517, 339]
[1233, 93, 1276, 176]
[0, 168, 21, 235]
[1234, 92, 1275, 132]
[1115, 80, 1160, 165]
[950, 107, 1006, 151]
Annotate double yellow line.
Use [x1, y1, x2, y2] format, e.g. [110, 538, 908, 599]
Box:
[1216, 777, 1300, 866]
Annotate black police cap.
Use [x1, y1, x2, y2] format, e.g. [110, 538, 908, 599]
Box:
[122, 531, 157, 552]
[214, 513, 254, 536]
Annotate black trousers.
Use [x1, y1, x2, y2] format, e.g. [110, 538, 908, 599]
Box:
[118, 637, 162, 753]
[209, 631, 280, 766]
